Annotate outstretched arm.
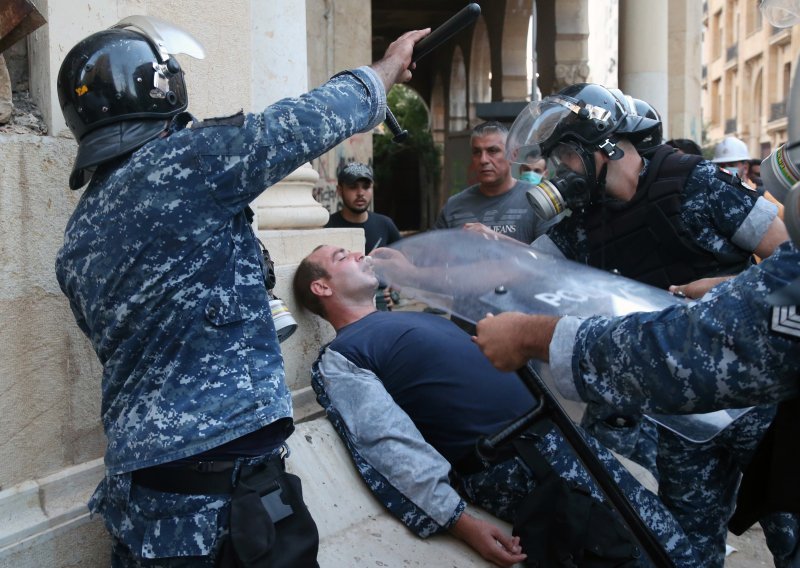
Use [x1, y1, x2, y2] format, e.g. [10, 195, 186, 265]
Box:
[473, 312, 560, 371]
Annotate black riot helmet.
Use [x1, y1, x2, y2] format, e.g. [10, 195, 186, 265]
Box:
[509, 84, 629, 161]
[57, 16, 205, 189]
[507, 83, 661, 220]
[610, 90, 664, 156]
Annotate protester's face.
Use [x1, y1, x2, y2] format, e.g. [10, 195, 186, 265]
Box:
[309, 245, 378, 297]
[751, 162, 761, 177]
[520, 157, 547, 176]
[471, 133, 511, 187]
[719, 160, 749, 178]
[339, 180, 373, 214]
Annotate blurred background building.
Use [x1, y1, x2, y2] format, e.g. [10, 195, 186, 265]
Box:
[702, 0, 800, 159]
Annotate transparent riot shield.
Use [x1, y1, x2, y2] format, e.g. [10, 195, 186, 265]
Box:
[371, 229, 752, 442]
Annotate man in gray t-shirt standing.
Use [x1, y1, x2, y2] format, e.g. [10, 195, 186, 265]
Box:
[434, 121, 551, 244]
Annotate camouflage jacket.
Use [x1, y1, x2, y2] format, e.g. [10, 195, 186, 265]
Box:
[56, 66, 387, 475]
[550, 239, 800, 414]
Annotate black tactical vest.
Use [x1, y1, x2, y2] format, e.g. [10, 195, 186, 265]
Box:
[584, 145, 752, 289]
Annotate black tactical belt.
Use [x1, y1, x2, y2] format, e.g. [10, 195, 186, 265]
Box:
[132, 455, 284, 495]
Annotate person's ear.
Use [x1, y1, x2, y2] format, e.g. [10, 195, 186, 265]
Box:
[310, 279, 333, 298]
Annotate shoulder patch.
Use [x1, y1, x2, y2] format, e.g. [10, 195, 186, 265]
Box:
[716, 167, 757, 192]
[191, 110, 245, 129]
[771, 305, 800, 339]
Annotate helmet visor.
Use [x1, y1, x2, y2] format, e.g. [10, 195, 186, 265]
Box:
[507, 95, 617, 162]
[509, 143, 549, 180]
[112, 15, 206, 60]
[507, 99, 575, 161]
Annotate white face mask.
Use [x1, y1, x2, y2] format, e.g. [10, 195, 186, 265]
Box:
[521, 170, 544, 185]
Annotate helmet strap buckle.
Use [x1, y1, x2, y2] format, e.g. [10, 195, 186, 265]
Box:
[598, 138, 624, 161]
[151, 62, 170, 99]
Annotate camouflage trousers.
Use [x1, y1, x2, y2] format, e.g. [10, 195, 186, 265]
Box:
[581, 401, 660, 480]
[656, 405, 799, 568]
[456, 426, 700, 567]
[91, 448, 289, 567]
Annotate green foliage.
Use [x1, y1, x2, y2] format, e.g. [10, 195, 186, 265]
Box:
[373, 84, 442, 190]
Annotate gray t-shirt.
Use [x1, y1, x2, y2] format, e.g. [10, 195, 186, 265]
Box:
[433, 180, 552, 243]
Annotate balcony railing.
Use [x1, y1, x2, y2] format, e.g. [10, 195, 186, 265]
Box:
[770, 100, 787, 122]
[726, 43, 738, 62]
[725, 118, 737, 134]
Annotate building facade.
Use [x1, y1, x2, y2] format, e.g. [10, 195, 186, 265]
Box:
[703, 0, 800, 158]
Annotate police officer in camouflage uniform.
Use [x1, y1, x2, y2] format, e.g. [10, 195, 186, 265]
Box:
[55, 15, 429, 566]
[293, 245, 701, 567]
[480, 83, 792, 567]
[476, 204, 800, 568]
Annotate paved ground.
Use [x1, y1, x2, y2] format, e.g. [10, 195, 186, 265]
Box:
[392, 298, 774, 566]
[727, 527, 773, 566]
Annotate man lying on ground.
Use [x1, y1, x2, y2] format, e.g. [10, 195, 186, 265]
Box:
[292, 244, 700, 567]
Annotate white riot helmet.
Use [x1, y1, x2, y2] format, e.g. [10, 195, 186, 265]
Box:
[711, 137, 751, 164]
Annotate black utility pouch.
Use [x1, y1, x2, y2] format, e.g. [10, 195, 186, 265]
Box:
[223, 460, 319, 568]
[512, 437, 643, 568]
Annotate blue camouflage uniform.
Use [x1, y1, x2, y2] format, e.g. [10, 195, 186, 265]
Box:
[537, 156, 785, 566]
[55, 66, 387, 564]
[311, 311, 700, 566]
[549, 240, 800, 567]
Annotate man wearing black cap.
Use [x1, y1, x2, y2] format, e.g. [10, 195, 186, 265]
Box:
[326, 162, 401, 252]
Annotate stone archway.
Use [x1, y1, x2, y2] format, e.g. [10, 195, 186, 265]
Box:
[501, 0, 535, 101]
[469, 15, 492, 125]
[449, 46, 468, 132]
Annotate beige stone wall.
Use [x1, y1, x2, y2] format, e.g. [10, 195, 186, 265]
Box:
[0, 135, 105, 491]
[306, 0, 374, 216]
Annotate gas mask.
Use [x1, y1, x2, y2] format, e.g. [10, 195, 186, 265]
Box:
[521, 142, 601, 221]
[257, 238, 297, 343]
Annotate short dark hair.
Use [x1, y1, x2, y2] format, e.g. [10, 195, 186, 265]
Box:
[471, 121, 508, 141]
[292, 245, 329, 318]
[665, 138, 703, 156]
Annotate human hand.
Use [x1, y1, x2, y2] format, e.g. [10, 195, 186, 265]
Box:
[473, 312, 559, 371]
[450, 512, 526, 567]
[462, 223, 523, 245]
[382, 287, 395, 310]
[370, 29, 431, 91]
[369, 247, 415, 287]
[668, 275, 733, 299]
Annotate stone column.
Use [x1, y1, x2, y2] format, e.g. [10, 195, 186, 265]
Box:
[619, 0, 669, 131]
[250, 0, 329, 230]
[553, 0, 590, 90]
[667, 0, 703, 143]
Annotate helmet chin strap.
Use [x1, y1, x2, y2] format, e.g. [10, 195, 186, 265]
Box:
[598, 136, 625, 161]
